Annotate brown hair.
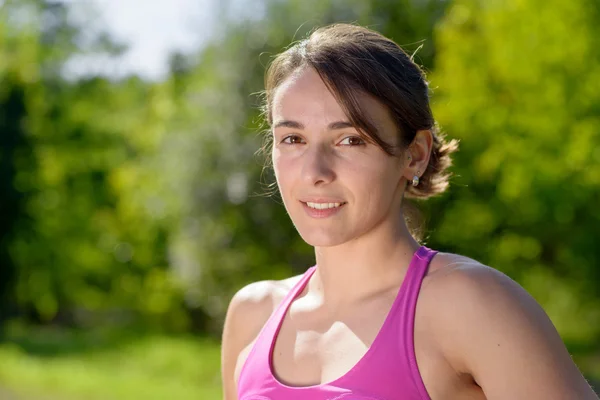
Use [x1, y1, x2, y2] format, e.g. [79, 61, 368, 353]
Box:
[258, 23, 458, 235]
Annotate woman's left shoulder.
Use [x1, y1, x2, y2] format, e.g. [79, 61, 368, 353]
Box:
[421, 250, 519, 298]
[419, 251, 543, 328]
[415, 256, 599, 398]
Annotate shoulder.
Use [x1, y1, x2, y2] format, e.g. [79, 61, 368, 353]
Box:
[421, 251, 525, 305]
[221, 271, 306, 398]
[419, 252, 533, 347]
[418, 251, 524, 329]
[419, 251, 553, 353]
[417, 251, 597, 398]
[420, 251, 532, 307]
[223, 272, 305, 344]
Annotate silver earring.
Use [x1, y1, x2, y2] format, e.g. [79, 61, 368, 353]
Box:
[412, 172, 420, 187]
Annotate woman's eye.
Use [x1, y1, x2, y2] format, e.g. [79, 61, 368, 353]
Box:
[281, 135, 304, 144]
[339, 136, 366, 146]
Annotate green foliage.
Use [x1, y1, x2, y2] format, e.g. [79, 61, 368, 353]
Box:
[0, 0, 45, 322]
[0, 1, 186, 328]
[428, 0, 600, 344]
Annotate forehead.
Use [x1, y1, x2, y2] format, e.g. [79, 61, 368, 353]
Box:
[272, 67, 344, 121]
[271, 67, 396, 135]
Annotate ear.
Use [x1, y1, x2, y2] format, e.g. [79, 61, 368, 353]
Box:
[403, 129, 433, 182]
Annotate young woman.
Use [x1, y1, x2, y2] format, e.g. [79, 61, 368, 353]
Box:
[221, 23, 598, 400]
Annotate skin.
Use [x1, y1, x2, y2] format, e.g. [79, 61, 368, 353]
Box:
[221, 65, 599, 399]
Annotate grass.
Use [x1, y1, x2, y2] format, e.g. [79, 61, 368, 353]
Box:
[0, 326, 222, 400]
[0, 325, 597, 399]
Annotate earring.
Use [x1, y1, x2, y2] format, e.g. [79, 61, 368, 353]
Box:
[412, 171, 420, 187]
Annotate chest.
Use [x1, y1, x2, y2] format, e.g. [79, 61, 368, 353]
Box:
[272, 295, 393, 387]
[269, 294, 484, 399]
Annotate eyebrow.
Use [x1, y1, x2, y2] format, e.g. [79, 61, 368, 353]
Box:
[272, 120, 355, 130]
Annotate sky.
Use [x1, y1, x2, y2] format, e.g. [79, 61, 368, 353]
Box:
[61, 0, 220, 81]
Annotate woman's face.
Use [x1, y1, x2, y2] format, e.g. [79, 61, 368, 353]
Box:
[271, 66, 407, 247]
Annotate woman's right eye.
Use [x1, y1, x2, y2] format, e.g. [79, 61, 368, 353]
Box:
[281, 135, 304, 144]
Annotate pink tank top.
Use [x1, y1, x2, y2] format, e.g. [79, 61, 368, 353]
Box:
[237, 246, 437, 400]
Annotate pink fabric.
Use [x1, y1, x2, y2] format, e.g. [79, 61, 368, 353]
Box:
[238, 246, 437, 400]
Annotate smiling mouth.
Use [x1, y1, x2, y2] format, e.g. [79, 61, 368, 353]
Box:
[301, 201, 347, 209]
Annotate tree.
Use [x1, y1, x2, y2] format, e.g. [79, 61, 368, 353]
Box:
[1, 0, 185, 329]
[429, 0, 600, 351]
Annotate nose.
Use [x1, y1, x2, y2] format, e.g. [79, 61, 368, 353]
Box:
[301, 144, 336, 186]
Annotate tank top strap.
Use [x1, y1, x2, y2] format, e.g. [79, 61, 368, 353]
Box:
[395, 246, 437, 399]
[264, 265, 317, 338]
[401, 246, 437, 306]
[237, 266, 317, 396]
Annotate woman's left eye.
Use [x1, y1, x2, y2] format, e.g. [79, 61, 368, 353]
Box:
[339, 136, 366, 146]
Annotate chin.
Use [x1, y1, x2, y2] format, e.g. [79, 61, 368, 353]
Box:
[295, 226, 350, 247]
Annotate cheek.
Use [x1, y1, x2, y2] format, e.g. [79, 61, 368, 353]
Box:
[350, 159, 401, 208]
[272, 150, 295, 190]
[349, 157, 398, 189]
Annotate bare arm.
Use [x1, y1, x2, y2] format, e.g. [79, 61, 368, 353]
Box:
[431, 262, 598, 400]
[221, 289, 245, 400]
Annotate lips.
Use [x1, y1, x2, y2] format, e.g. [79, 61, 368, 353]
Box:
[299, 197, 346, 203]
[300, 200, 346, 218]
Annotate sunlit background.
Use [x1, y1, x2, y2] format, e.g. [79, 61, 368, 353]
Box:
[1, 0, 599, 398]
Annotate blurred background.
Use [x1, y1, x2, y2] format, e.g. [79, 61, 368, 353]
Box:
[0, 0, 599, 398]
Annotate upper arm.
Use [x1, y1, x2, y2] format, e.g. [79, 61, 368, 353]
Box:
[430, 262, 598, 400]
[220, 280, 279, 400]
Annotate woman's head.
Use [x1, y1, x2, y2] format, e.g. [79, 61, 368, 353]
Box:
[261, 23, 458, 244]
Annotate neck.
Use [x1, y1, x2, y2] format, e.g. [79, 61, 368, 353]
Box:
[308, 213, 422, 310]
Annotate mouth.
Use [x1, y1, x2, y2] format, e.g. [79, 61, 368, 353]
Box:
[300, 201, 347, 218]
